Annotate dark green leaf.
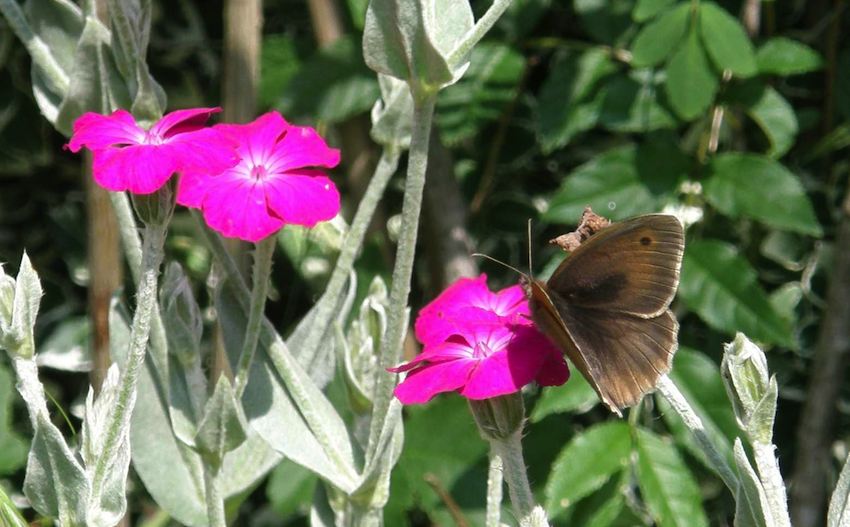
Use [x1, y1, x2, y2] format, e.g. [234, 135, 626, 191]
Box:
[657, 348, 736, 470]
[437, 42, 525, 145]
[259, 34, 301, 109]
[630, 3, 690, 67]
[699, 2, 757, 77]
[756, 37, 824, 76]
[679, 239, 794, 346]
[739, 84, 798, 158]
[536, 48, 617, 152]
[633, 0, 677, 22]
[544, 143, 682, 222]
[530, 374, 598, 421]
[0, 363, 28, 476]
[278, 35, 379, 123]
[267, 459, 318, 520]
[705, 153, 822, 236]
[575, 0, 636, 44]
[597, 71, 677, 132]
[665, 27, 718, 120]
[635, 428, 708, 527]
[544, 422, 631, 517]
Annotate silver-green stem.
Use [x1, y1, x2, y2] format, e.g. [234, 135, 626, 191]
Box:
[233, 235, 275, 399]
[656, 375, 738, 492]
[487, 445, 504, 527]
[90, 224, 165, 498]
[448, 0, 515, 67]
[752, 442, 792, 527]
[0, 0, 70, 95]
[490, 431, 536, 521]
[367, 96, 436, 459]
[203, 465, 226, 527]
[298, 147, 401, 368]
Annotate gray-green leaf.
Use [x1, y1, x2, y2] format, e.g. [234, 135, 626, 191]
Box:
[829, 450, 850, 527]
[733, 439, 771, 527]
[705, 153, 822, 236]
[12, 253, 42, 359]
[635, 428, 708, 527]
[194, 376, 248, 468]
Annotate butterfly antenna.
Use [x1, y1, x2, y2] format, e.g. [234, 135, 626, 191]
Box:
[471, 253, 528, 278]
[527, 219, 534, 280]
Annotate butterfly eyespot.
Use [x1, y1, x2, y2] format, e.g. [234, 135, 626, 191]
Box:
[640, 236, 652, 246]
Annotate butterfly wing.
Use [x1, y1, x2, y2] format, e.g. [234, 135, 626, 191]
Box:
[546, 214, 684, 318]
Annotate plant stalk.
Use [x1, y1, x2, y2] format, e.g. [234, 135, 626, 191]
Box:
[203, 465, 226, 527]
[490, 431, 536, 521]
[487, 445, 504, 527]
[656, 375, 738, 492]
[90, 224, 165, 498]
[367, 96, 436, 460]
[753, 442, 792, 527]
[448, 0, 515, 67]
[232, 235, 275, 399]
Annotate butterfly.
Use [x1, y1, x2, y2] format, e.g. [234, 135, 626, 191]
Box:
[523, 212, 685, 416]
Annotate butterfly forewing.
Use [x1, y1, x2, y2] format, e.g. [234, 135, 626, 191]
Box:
[546, 215, 684, 318]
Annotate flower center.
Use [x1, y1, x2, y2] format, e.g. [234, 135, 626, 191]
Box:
[143, 130, 165, 146]
[472, 341, 493, 359]
[250, 164, 269, 180]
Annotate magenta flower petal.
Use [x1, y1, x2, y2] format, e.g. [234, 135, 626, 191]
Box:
[150, 107, 221, 138]
[535, 348, 570, 387]
[264, 170, 341, 226]
[176, 170, 208, 208]
[93, 145, 180, 194]
[67, 110, 144, 152]
[267, 124, 342, 172]
[166, 127, 240, 174]
[388, 337, 474, 373]
[201, 173, 284, 242]
[393, 359, 475, 404]
[414, 275, 490, 345]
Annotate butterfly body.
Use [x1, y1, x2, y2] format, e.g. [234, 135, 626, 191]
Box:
[524, 214, 685, 415]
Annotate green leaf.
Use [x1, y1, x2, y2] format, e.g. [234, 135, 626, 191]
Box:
[259, 34, 301, 109]
[537, 48, 617, 152]
[544, 422, 631, 517]
[267, 459, 317, 519]
[596, 71, 678, 132]
[630, 3, 690, 67]
[657, 348, 736, 470]
[635, 428, 708, 527]
[738, 84, 798, 158]
[194, 377, 248, 468]
[0, 485, 28, 527]
[828, 450, 850, 527]
[633, 0, 676, 22]
[575, 0, 636, 44]
[543, 143, 682, 222]
[530, 373, 598, 421]
[705, 153, 822, 236]
[665, 27, 718, 120]
[437, 42, 525, 145]
[278, 35, 379, 123]
[0, 363, 28, 476]
[699, 2, 757, 77]
[679, 239, 794, 346]
[756, 37, 824, 76]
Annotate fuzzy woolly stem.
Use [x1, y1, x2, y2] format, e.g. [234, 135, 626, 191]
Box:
[203, 465, 226, 527]
[90, 224, 165, 499]
[298, 148, 401, 369]
[753, 442, 792, 527]
[233, 235, 275, 399]
[656, 375, 739, 492]
[487, 445, 504, 527]
[490, 431, 536, 521]
[366, 96, 436, 460]
[448, 0, 514, 67]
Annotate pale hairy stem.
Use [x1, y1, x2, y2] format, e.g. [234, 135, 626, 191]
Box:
[490, 431, 536, 521]
[753, 442, 792, 527]
[656, 375, 739, 492]
[203, 465, 226, 527]
[448, 0, 515, 67]
[487, 445, 504, 527]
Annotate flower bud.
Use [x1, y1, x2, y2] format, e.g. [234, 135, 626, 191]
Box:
[469, 392, 525, 441]
[159, 262, 203, 365]
[131, 178, 176, 227]
[721, 333, 777, 443]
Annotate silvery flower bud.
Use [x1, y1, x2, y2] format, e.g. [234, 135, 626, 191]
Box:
[469, 393, 525, 441]
[160, 262, 203, 365]
[721, 333, 777, 443]
[131, 179, 176, 227]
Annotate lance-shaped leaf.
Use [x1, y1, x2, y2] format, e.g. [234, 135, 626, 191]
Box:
[363, 0, 473, 95]
[11, 253, 42, 359]
[194, 377, 248, 469]
[371, 74, 414, 149]
[81, 364, 131, 526]
[733, 439, 772, 527]
[828, 450, 850, 527]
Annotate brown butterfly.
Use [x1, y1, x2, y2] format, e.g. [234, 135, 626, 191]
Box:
[524, 212, 685, 416]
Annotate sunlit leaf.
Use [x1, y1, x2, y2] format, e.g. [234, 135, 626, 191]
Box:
[699, 2, 757, 77]
[630, 2, 690, 67]
[756, 37, 824, 76]
[665, 28, 718, 120]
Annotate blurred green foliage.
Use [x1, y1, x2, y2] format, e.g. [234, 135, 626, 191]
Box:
[1, 0, 847, 525]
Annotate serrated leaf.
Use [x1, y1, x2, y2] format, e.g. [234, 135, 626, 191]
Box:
[705, 153, 822, 236]
[194, 377, 248, 468]
[658, 348, 736, 470]
[537, 47, 617, 151]
[700, 2, 757, 77]
[665, 27, 718, 120]
[756, 38, 824, 76]
[679, 240, 794, 346]
[633, 0, 676, 22]
[635, 428, 708, 527]
[544, 422, 631, 517]
[630, 3, 690, 67]
[530, 373, 598, 421]
[437, 42, 524, 145]
[279, 36, 379, 123]
[828, 450, 850, 527]
[543, 143, 681, 222]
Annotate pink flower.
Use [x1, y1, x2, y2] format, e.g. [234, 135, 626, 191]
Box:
[67, 108, 238, 194]
[177, 112, 341, 242]
[390, 275, 569, 404]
